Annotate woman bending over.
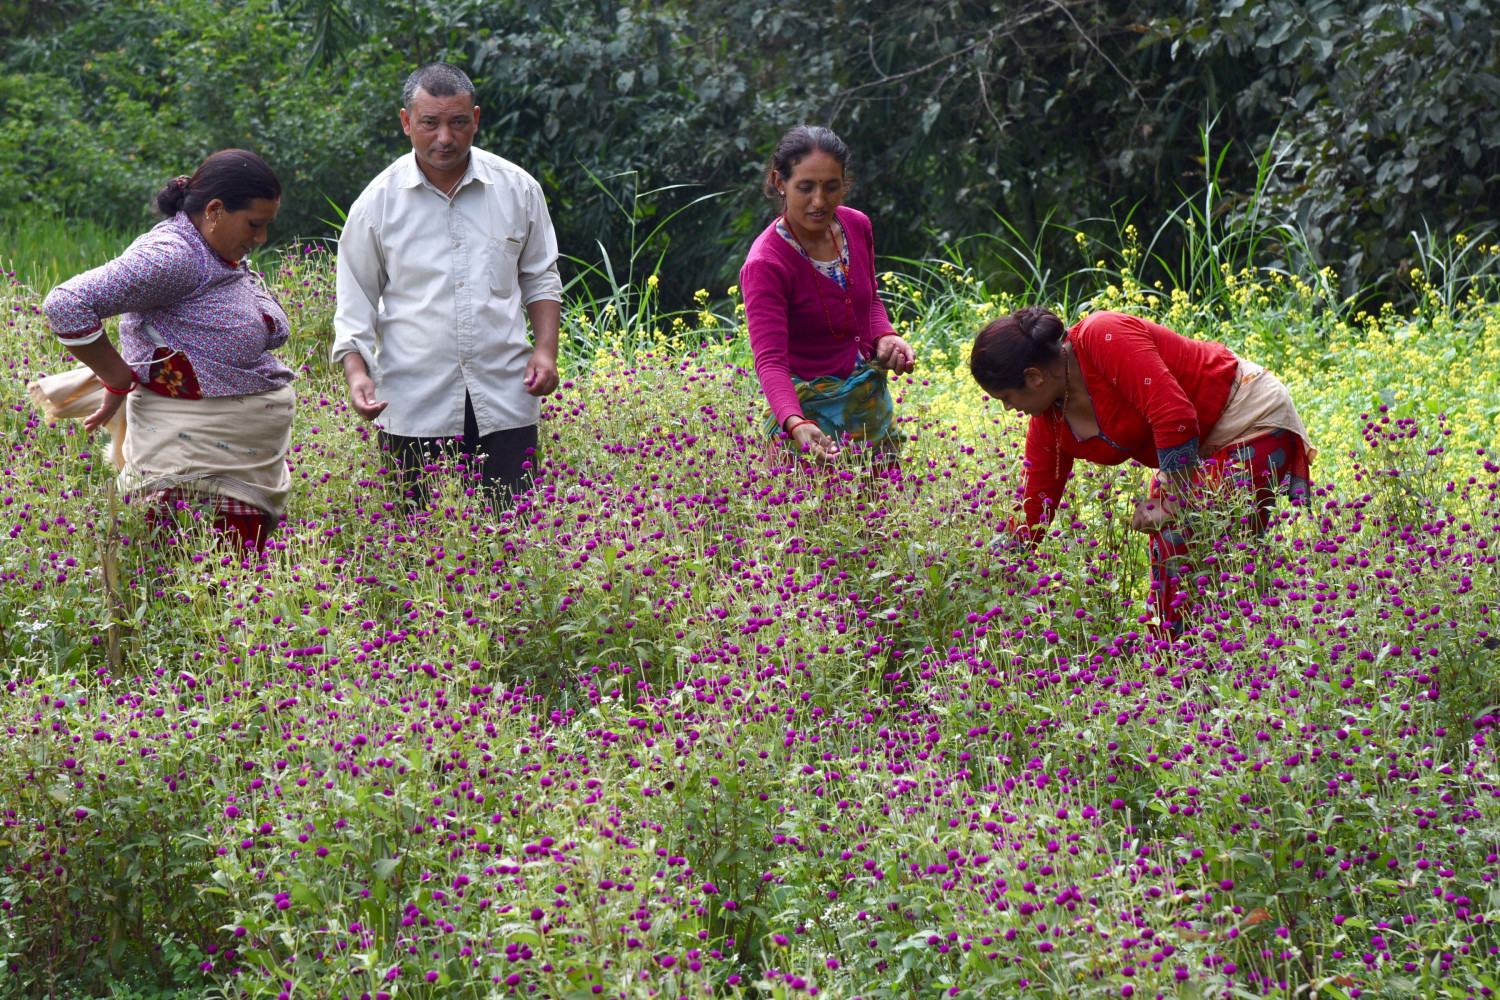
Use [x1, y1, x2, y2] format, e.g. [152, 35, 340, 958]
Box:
[970, 307, 1314, 631]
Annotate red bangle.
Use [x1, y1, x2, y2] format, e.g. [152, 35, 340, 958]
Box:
[101, 372, 139, 396]
[784, 416, 813, 435]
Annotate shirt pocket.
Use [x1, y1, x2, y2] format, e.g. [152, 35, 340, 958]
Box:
[487, 236, 524, 297]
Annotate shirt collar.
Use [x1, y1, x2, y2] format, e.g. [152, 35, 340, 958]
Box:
[398, 150, 492, 194]
[169, 212, 242, 268]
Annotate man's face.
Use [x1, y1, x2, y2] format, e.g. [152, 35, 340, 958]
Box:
[400, 89, 480, 176]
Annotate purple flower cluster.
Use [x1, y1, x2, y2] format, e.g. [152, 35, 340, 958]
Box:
[1, 275, 1498, 998]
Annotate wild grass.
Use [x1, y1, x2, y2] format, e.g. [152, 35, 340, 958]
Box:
[1, 209, 134, 290]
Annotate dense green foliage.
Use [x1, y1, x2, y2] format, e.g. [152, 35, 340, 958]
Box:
[3, 0, 1497, 306]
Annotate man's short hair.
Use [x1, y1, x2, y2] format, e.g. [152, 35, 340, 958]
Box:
[402, 63, 476, 110]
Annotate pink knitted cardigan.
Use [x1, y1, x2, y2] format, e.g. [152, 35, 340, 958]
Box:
[740, 206, 895, 428]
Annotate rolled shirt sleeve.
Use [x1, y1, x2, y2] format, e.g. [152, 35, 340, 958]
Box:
[331, 202, 386, 377]
[517, 181, 563, 306]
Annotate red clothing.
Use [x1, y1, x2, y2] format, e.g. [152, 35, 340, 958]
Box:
[741, 207, 895, 428]
[1021, 311, 1238, 526]
[1147, 429, 1312, 628]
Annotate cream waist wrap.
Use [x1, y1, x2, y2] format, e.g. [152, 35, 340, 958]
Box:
[26, 367, 128, 470]
[1202, 359, 1317, 463]
[118, 385, 296, 517]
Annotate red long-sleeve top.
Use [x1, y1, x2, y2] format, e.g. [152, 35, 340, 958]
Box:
[741, 207, 895, 428]
[1021, 311, 1239, 526]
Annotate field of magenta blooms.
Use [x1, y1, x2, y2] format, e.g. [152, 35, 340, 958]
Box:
[2, 234, 1500, 1000]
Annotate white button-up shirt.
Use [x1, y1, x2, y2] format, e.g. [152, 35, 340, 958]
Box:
[332, 148, 564, 437]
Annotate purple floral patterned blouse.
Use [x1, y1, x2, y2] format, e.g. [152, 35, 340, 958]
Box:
[43, 213, 295, 397]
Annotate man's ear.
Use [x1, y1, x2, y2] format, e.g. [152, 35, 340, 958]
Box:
[472, 105, 481, 130]
[399, 107, 412, 136]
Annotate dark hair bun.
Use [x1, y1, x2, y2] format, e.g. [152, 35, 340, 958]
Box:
[153, 175, 192, 217]
[151, 152, 281, 218]
[1016, 306, 1064, 345]
[968, 307, 1067, 393]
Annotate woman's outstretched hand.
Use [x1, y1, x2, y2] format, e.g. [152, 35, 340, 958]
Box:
[789, 420, 840, 460]
[874, 334, 916, 375]
[1131, 496, 1180, 533]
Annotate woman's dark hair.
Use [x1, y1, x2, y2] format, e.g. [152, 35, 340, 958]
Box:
[969, 306, 1067, 392]
[763, 125, 850, 201]
[154, 149, 282, 217]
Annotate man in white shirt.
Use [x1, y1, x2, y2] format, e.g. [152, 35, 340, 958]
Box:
[332, 63, 563, 509]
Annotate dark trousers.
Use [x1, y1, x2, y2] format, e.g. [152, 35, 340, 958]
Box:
[378, 393, 537, 510]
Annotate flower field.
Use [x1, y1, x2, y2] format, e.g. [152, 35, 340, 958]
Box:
[2, 237, 1500, 1000]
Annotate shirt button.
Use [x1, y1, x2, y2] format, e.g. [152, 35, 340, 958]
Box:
[453, 241, 461, 248]
[457, 280, 465, 287]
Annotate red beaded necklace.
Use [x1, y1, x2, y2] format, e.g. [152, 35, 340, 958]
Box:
[781, 211, 852, 339]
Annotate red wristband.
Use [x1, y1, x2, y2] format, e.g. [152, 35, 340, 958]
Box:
[101, 372, 139, 396]
[784, 416, 813, 435]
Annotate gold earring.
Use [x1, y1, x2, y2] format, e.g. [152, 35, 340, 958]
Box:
[211, 215, 219, 234]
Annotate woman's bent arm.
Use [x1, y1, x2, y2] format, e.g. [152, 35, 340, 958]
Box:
[43, 234, 203, 346]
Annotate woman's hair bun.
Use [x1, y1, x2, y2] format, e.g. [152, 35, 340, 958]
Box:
[152, 151, 280, 218]
[967, 306, 1066, 393]
[1015, 305, 1064, 345]
[154, 176, 192, 217]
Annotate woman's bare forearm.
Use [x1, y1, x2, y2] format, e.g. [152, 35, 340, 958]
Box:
[65, 338, 137, 390]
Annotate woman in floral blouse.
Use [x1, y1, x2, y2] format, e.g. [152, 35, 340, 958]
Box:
[43, 149, 295, 550]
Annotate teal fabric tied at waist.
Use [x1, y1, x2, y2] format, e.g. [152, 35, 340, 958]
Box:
[762, 362, 899, 449]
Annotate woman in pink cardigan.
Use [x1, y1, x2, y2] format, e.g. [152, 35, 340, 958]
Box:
[740, 126, 916, 460]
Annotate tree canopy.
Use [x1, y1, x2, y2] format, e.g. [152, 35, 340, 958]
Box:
[3, 0, 1495, 305]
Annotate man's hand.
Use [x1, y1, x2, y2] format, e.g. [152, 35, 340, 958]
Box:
[525, 299, 562, 397]
[341, 353, 388, 421]
[524, 349, 559, 396]
[873, 334, 917, 376]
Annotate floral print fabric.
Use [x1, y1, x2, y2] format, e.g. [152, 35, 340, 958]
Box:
[775, 218, 850, 290]
[760, 361, 898, 449]
[145, 347, 204, 399]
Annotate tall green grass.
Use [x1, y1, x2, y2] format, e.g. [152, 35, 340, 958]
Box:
[0, 208, 132, 290]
